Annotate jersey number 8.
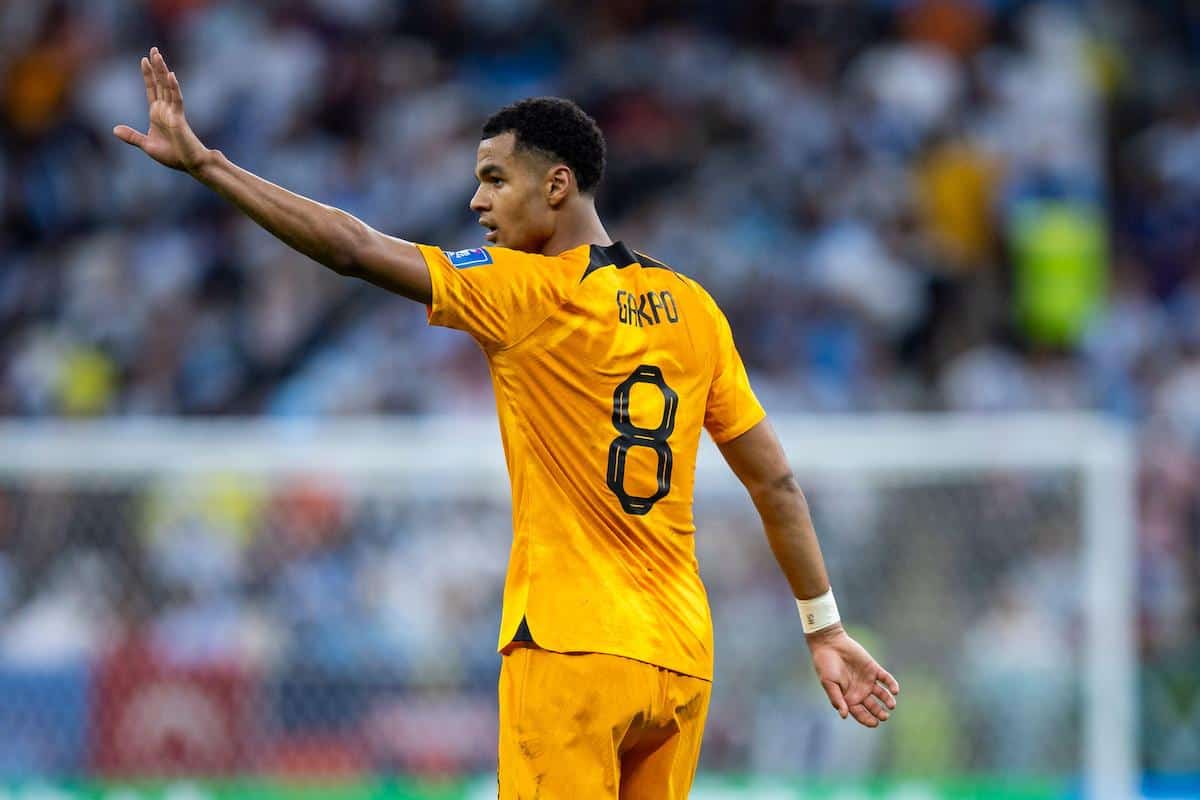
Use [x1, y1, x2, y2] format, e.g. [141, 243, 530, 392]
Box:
[606, 365, 679, 515]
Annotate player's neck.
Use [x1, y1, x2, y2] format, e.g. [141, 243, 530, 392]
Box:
[540, 202, 612, 256]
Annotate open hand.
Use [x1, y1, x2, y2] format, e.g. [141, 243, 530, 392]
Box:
[808, 624, 900, 728]
[113, 47, 209, 173]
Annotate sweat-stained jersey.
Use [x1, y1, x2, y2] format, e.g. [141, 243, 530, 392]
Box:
[417, 240, 765, 680]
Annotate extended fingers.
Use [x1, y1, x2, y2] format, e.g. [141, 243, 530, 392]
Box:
[879, 666, 900, 696]
[851, 694, 891, 726]
[848, 702, 881, 728]
[149, 47, 173, 103]
[146, 47, 185, 107]
[140, 57, 156, 104]
[868, 694, 891, 721]
[871, 680, 897, 710]
[820, 679, 848, 720]
[845, 677, 894, 726]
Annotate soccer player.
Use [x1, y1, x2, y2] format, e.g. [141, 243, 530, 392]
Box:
[115, 47, 899, 798]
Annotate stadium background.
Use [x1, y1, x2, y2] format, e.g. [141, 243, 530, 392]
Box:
[0, 0, 1197, 798]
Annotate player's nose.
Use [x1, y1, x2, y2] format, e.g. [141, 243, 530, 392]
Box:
[469, 185, 489, 212]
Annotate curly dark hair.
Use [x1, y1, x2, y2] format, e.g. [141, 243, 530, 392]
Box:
[482, 97, 606, 195]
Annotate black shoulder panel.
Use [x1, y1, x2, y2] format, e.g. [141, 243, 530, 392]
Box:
[633, 250, 673, 271]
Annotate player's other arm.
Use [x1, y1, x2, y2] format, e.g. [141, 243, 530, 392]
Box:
[717, 419, 900, 728]
[113, 48, 430, 303]
[717, 418, 829, 601]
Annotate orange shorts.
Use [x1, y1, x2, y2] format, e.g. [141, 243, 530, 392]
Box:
[497, 644, 711, 799]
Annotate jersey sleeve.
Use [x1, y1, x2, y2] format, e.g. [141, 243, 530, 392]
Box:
[417, 244, 572, 349]
[703, 296, 766, 444]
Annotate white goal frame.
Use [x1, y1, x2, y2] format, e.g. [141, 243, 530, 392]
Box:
[0, 412, 1136, 799]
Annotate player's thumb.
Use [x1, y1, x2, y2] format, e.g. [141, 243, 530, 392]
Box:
[112, 125, 145, 149]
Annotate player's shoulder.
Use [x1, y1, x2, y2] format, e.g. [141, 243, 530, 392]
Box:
[629, 250, 723, 313]
[624, 247, 732, 330]
[631, 248, 675, 273]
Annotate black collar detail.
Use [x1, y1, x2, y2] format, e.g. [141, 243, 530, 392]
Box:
[581, 241, 670, 282]
[589, 241, 637, 269]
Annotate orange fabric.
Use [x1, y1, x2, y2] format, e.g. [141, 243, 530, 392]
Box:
[419, 242, 764, 680]
[498, 647, 710, 799]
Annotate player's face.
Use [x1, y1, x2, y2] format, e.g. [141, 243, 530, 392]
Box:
[470, 133, 556, 253]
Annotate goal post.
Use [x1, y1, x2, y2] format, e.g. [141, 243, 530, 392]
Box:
[0, 413, 1136, 799]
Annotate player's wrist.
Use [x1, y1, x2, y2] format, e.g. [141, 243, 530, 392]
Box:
[804, 621, 846, 647]
[796, 587, 841, 635]
[186, 146, 222, 180]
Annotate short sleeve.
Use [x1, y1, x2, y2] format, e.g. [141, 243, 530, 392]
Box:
[703, 296, 766, 444]
[417, 244, 576, 350]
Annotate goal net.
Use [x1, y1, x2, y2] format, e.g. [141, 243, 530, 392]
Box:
[0, 414, 1135, 800]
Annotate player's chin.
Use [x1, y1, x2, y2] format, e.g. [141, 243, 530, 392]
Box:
[484, 228, 500, 245]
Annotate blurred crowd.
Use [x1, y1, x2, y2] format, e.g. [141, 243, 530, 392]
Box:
[0, 464, 1089, 778]
[1, 0, 1199, 780]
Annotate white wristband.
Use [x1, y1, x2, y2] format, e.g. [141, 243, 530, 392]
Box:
[796, 588, 840, 634]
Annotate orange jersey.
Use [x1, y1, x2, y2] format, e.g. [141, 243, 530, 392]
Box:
[418, 241, 764, 680]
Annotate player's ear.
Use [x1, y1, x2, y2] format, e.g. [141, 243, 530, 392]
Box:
[546, 164, 572, 208]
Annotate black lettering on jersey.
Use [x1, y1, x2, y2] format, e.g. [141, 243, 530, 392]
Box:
[616, 290, 680, 327]
[661, 291, 679, 323]
[647, 292, 664, 324]
[636, 295, 655, 326]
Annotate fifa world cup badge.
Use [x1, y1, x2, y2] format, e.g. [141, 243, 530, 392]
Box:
[445, 248, 493, 269]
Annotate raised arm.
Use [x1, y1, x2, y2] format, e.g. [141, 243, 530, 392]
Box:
[113, 48, 431, 303]
[717, 418, 900, 728]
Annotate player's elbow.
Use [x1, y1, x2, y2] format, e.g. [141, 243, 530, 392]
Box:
[747, 471, 808, 524]
[326, 212, 372, 277]
[748, 471, 803, 503]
